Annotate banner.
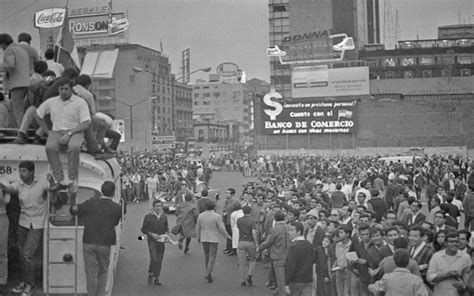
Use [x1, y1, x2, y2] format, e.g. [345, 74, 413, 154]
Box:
[261, 89, 357, 135]
[292, 66, 369, 98]
[55, 10, 81, 71]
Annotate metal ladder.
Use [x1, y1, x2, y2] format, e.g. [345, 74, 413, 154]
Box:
[45, 190, 79, 296]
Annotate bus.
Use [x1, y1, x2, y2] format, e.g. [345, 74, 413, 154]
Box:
[0, 144, 123, 295]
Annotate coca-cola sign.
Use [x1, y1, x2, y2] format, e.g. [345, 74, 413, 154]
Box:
[34, 8, 66, 28]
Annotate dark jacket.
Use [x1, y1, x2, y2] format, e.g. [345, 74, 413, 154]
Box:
[304, 224, 326, 248]
[76, 197, 122, 246]
[260, 222, 291, 260]
[141, 212, 169, 239]
[285, 239, 315, 284]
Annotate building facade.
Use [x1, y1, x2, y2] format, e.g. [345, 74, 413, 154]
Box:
[360, 25, 474, 82]
[192, 78, 252, 145]
[83, 43, 172, 152]
[268, 0, 378, 99]
[173, 80, 193, 151]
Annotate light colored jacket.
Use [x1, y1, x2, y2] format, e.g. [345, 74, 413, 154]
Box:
[0, 43, 30, 90]
[196, 210, 229, 243]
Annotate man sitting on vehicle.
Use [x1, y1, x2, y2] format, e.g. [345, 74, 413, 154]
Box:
[36, 77, 90, 195]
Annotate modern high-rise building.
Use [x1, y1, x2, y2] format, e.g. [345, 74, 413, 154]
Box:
[268, 0, 379, 99]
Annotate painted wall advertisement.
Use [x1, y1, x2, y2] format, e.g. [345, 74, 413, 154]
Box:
[261, 89, 357, 135]
[292, 66, 369, 98]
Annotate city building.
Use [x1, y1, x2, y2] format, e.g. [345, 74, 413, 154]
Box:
[360, 25, 474, 83]
[81, 43, 172, 152]
[192, 77, 252, 146]
[172, 79, 194, 151]
[268, 0, 379, 99]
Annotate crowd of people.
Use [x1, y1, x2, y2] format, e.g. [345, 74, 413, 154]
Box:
[140, 153, 474, 296]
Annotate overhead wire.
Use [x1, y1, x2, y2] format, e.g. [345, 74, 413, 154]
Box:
[0, 0, 37, 24]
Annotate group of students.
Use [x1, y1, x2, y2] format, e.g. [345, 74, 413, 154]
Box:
[212, 154, 474, 296]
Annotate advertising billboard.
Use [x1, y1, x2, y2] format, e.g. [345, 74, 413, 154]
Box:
[292, 66, 369, 98]
[69, 12, 126, 39]
[261, 89, 357, 135]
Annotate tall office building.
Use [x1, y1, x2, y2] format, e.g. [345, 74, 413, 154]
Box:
[268, 0, 379, 99]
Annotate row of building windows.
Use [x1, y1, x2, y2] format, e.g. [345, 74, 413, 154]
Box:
[367, 55, 472, 67]
[375, 68, 471, 79]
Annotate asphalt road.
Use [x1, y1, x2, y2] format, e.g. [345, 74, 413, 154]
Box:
[113, 171, 274, 296]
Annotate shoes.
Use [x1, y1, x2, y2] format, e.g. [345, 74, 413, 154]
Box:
[49, 182, 68, 192]
[153, 278, 162, 286]
[206, 273, 213, 283]
[12, 132, 27, 144]
[11, 282, 26, 293]
[241, 282, 246, 287]
[223, 249, 231, 254]
[184, 247, 189, 254]
[94, 151, 114, 160]
[21, 283, 35, 295]
[147, 274, 154, 286]
[228, 250, 237, 256]
[33, 135, 42, 145]
[247, 275, 253, 286]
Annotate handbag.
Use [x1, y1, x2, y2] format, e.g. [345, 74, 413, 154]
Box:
[171, 224, 182, 235]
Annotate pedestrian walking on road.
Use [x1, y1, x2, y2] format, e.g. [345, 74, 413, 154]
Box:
[70, 181, 122, 296]
[141, 200, 169, 286]
[236, 205, 259, 287]
[175, 192, 198, 254]
[196, 200, 231, 283]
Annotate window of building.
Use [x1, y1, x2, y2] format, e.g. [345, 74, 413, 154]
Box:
[420, 57, 434, 65]
[384, 58, 396, 66]
[203, 86, 209, 89]
[441, 69, 451, 77]
[273, 5, 286, 12]
[422, 70, 432, 78]
[442, 56, 454, 65]
[385, 71, 394, 79]
[401, 57, 415, 66]
[213, 93, 220, 98]
[458, 56, 471, 65]
[404, 71, 413, 79]
[194, 93, 199, 98]
[203, 101, 211, 105]
[98, 90, 110, 96]
[194, 101, 199, 105]
[366, 59, 377, 67]
[461, 69, 471, 77]
[203, 93, 211, 98]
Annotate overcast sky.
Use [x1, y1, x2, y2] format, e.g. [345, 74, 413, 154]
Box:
[0, 0, 472, 81]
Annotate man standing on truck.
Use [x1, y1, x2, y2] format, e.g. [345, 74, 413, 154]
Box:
[0, 161, 49, 296]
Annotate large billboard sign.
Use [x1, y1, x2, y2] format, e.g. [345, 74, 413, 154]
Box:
[292, 66, 369, 98]
[261, 89, 357, 135]
[69, 12, 126, 39]
[34, 8, 66, 28]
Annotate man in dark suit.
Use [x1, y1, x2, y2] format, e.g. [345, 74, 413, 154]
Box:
[348, 223, 371, 295]
[260, 210, 291, 296]
[433, 210, 457, 233]
[304, 209, 325, 248]
[407, 200, 426, 226]
[408, 225, 435, 289]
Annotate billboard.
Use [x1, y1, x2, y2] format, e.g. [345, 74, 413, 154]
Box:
[261, 89, 357, 135]
[69, 12, 126, 39]
[292, 66, 369, 98]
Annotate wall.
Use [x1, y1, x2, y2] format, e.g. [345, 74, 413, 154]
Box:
[370, 76, 474, 95]
[255, 95, 474, 153]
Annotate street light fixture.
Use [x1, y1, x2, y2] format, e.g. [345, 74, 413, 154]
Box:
[104, 96, 156, 139]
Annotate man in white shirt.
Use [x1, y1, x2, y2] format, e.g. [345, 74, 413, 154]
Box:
[146, 172, 160, 209]
[36, 78, 90, 194]
[1, 161, 49, 295]
[44, 48, 64, 77]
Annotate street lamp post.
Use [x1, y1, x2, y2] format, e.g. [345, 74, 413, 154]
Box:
[105, 96, 156, 152]
[132, 66, 211, 153]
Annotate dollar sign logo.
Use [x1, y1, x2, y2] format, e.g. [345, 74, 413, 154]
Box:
[263, 90, 283, 120]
